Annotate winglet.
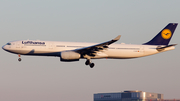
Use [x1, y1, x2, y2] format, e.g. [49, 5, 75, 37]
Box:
[113, 35, 121, 41]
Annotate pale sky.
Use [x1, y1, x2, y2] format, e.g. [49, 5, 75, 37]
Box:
[0, 0, 180, 101]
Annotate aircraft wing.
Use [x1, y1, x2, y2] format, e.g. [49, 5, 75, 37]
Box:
[74, 35, 121, 57]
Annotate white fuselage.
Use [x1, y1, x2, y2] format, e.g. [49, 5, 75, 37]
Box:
[2, 40, 175, 59]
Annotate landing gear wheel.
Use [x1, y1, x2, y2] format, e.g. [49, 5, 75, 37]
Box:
[90, 63, 95, 68]
[85, 60, 90, 65]
[18, 58, 21, 62]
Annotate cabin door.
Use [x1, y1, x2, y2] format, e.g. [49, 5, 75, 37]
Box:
[16, 42, 20, 48]
[139, 46, 144, 53]
[49, 43, 54, 49]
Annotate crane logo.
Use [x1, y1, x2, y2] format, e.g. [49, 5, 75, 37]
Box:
[161, 29, 172, 39]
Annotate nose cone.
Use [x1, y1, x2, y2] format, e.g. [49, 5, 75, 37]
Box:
[2, 45, 5, 50]
[2, 45, 7, 51]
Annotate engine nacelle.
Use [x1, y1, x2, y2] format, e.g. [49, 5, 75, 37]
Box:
[60, 51, 80, 62]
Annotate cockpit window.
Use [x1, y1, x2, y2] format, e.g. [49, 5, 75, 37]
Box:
[7, 43, 11, 45]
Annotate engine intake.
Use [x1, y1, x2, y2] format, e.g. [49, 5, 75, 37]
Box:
[60, 51, 80, 62]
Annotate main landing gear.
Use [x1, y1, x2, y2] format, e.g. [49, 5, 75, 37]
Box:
[85, 59, 95, 68]
[18, 54, 21, 62]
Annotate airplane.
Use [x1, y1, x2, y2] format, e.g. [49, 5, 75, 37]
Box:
[2, 23, 178, 68]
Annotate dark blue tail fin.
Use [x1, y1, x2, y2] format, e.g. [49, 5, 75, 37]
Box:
[144, 23, 178, 45]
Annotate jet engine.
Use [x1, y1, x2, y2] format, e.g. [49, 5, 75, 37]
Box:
[60, 51, 80, 62]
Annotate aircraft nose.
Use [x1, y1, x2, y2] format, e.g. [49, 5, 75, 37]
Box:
[2, 46, 4, 49]
[2, 45, 7, 51]
[2, 45, 5, 50]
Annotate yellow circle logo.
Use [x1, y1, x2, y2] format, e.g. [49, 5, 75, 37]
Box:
[161, 29, 172, 39]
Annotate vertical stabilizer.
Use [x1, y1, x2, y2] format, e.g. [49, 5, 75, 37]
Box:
[144, 23, 178, 45]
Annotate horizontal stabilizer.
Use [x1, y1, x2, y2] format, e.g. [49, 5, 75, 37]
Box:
[156, 44, 177, 51]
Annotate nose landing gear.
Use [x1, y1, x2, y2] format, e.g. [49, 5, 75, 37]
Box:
[18, 58, 21, 61]
[18, 54, 21, 62]
[85, 59, 95, 68]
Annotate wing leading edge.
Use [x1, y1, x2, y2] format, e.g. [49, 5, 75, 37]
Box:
[74, 35, 121, 57]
